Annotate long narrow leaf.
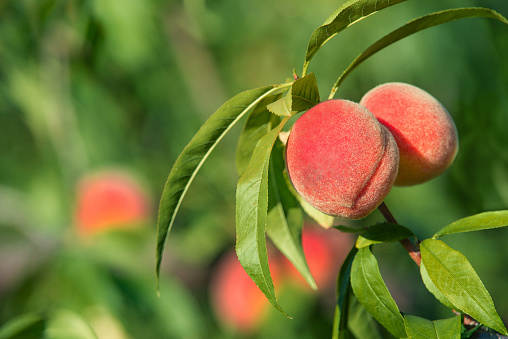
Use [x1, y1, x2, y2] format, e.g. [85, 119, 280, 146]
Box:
[433, 210, 508, 238]
[329, 7, 508, 98]
[420, 239, 508, 335]
[235, 94, 281, 176]
[332, 246, 357, 339]
[156, 84, 290, 287]
[266, 141, 316, 290]
[351, 247, 406, 338]
[236, 117, 290, 316]
[303, 0, 407, 74]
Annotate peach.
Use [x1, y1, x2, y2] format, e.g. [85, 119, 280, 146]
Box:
[285, 99, 399, 219]
[209, 250, 282, 333]
[360, 82, 458, 186]
[74, 169, 151, 236]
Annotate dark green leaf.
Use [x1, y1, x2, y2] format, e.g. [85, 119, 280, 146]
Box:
[236, 117, 290, 316]
[433, 210, 508, 238]
[0, 314, 46, 339]
[266, 140, 315, 290]
[332, 246, 357, 339]
[303, 0, 408, 74]
[236, 95, 281, 176]
[404, 314, 461, 339]
[351, 247, 406, 338]
[155, 84, 290, 288]
[329, 7, 508, 98]
[267, 73, 320, 116]
[420, 239, 508, 335]
[356, 223, 414, 248]
[420, 261, 455, 310]
[348, 293, 385, 339]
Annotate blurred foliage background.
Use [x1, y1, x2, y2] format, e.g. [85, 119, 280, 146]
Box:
[0, 0, 508, 338]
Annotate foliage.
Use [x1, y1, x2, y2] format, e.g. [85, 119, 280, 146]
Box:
[1, 0, 508, 338]
[155, 1, 508, 338]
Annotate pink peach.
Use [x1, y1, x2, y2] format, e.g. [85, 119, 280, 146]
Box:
[360, 82, 458, 186]
[74, 169, 150, 236]
[286, 99, 399, 219]
[209, 250, 282, 333]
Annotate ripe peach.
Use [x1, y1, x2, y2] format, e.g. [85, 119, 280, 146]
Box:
[74, 169, 151, 236]
[360, 82, 458, 186]
[285, 99, 399, 219]
[209, 250, 282, 333]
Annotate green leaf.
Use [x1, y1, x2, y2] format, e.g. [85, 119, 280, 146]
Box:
[46, 309, 99, 339]
[333, 225, 367, 233]
[0, 314, 46, 339]
[356, 223, 414, 248]
[433, 210, 508, 238]
[236, 117, 290, 316]
[348, 294, 385, 339]
[155, 84, 290, 287]
[420, 239, 508, 335]
[266, 140, 316, 290]
[267, 73, 320, 116]
[351, 247, 406, 338]
[298, 197, 335, 228]
[404, 314, 461, 339]
[329, 7, 508, 98]
[420, 261, 455, 310]
[235, 95, 281, 176]
[332, 246, 357, 339]
[303, 0, 408, 74]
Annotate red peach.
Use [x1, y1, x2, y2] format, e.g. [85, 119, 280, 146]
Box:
[286, 99, 399, 219]
[209, 250, 282, 333]
[360, 82, 458, 186]
[74, 169, 151, 236]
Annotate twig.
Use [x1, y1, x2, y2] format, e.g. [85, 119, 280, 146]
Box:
[377, 202, 421, 266]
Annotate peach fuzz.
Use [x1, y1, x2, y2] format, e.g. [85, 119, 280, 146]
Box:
[209, 250, 282, 333]
[360, 82, 458, 186]
[74, 169, 151, 236]
[285, 99, 399, 219]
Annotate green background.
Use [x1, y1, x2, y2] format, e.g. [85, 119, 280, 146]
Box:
[1, 0, 507, 337]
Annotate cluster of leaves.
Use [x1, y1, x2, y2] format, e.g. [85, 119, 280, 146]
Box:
[156, 0, 508, 338]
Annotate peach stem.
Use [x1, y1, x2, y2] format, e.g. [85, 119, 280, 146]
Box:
[377, 202, 421, 267]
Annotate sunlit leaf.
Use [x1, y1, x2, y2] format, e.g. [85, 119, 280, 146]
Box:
[236, 95, 281, 175]
[266, 140, 315, 290]
[420, 239, 508, 335]
[351, 247, 406, 338]
[236, 117, 290, 316]
[46, 309, 98, 339]
[420, 261, 455, 310]
[332, 246, 357, 339]
[404, 314, 461, 339]
[356, 223, 414, 248]
[433, 210, 508, 238]
[303, 0, 407, 74]
[329, 7, 508, 98]
[267, 73, 320, 116]
[155, 84, 290, 287]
